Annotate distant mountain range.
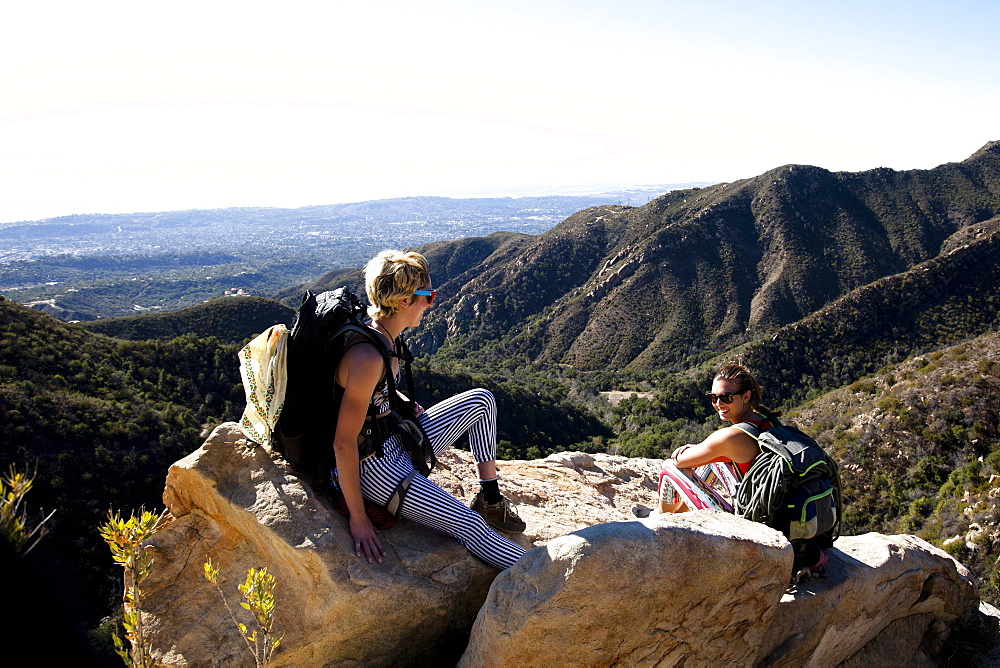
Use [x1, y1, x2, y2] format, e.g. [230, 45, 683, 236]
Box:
[388, 141, 1000, 377]
[3, 193, 705, 320]
[0, 192, 692, 263]
[7, 143, 1000, 633]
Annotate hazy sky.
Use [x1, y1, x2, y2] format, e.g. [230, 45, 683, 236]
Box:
[2, 0, 997, 224]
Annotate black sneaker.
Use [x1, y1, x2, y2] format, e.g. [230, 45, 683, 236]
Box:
[471, 491, 526, 533]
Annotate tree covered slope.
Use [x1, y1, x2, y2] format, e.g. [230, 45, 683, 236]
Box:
[411, 142, 1000, 372]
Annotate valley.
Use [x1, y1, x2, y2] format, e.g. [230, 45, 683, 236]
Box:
[3, 143, 1000, 651]
[1, 193, 661, 320]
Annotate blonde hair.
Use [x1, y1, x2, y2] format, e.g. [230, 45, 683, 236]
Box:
[364, 250, 430, 321]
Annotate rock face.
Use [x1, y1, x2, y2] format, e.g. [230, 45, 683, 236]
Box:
[759, 533, 979, 667]
[460, 513, 793, 667]
[143, 423, 499, 667]
[430, 449, 663, 544]
[142, 422, 981, 666]
[462, 515, 978, 666]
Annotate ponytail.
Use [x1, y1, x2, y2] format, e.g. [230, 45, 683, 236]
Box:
[714, 363, 782, 418]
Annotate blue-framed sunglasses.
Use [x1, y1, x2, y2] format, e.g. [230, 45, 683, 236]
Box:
[413, 289, 436, 305]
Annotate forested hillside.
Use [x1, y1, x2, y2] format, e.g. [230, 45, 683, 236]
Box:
[789, 331, 1000, 602]
[80, 295, 295, 342]
[735, 216, 1000, 406]
[588, 213, 1000, 462]
[413, 141, 1000, 371]
[5, 142, 1000, 648]
[0, 296, 246, 627]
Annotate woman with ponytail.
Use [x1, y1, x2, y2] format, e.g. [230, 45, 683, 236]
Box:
[657, 363, 778, 513]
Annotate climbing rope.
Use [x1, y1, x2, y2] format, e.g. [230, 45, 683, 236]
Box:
[734, 451, 788, 525]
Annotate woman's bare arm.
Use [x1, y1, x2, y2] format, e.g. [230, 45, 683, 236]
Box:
[671, 426, 759, 468]
[334, 344, 387, 563]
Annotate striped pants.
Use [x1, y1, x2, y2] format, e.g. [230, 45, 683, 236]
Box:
[357, 388, 526, 569]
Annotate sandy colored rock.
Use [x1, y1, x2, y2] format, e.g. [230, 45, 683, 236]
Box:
[460, 512, 793, 667]
[462, 522, 979, 667]
[139, 423, 983, 666]
[430, 449, 663, 544]
[144, 423, 498, 667]
[758, 533, 979, 667]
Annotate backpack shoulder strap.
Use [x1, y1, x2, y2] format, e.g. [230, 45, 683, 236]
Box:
[733, 412, 785, 439]
[733, 421, 762, 440]
[337, 323, 391, 358]
[394, 337, 417, 402]
[334, 325, 417, 413]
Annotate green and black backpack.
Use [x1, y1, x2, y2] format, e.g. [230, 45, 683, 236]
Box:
[733, 417, 842, 571]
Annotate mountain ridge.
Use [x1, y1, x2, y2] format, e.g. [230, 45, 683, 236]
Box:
[79, 295, 294, 342]
[725, 216, 1000, 405]
[410, 143, 1000, 371]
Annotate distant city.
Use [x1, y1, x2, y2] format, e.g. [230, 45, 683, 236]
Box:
[0, 186, 710, 320]
[0, 186, 705, 264]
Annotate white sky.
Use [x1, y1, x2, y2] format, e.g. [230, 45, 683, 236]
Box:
[1, 0, 997, 224]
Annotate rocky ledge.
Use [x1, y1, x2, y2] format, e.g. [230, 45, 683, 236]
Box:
[139, 423, 985, 666]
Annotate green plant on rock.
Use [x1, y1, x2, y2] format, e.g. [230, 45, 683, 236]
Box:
[204, 558, 283, 666]
[99, 507, 167, 667]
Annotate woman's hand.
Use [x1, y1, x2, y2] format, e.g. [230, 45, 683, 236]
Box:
[349, 513, 385, 564]
[412, 401, 425, 418]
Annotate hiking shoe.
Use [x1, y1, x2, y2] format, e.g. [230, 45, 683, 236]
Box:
[471, 491, 526, 533]
[787, 550, 829, 593]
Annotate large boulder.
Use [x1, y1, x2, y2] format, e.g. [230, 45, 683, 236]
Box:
[460, 512, 793, 667]
[142, 423, 499, 667]
[140, 422, 982, 666]
[462, 517, 979, 666]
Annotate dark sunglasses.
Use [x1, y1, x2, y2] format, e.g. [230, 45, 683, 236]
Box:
[413, 289, 436, 305]
[705, 392, 744, 404]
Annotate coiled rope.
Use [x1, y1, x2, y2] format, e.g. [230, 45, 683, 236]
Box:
[734, 448, 843, 540]
[734, 452, 789, 525]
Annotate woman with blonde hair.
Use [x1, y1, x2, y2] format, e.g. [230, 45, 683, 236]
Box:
[334, 249, 525, 567]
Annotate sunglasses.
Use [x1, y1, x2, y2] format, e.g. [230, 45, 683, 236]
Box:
[413, 289, 436, 305]
[705, 392, 744, 404]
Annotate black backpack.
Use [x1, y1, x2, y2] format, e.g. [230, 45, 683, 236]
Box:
[733, 418, 842, 570]
[274, 288, 433, 490]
